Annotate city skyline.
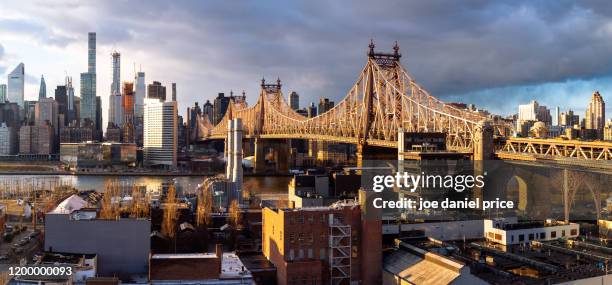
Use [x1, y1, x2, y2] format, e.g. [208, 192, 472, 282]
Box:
[1, 1, 612, 125]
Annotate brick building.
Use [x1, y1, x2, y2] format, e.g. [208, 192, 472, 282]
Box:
[262, 198, 381, 285]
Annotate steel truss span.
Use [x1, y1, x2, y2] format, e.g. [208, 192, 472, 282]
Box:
[195, 41, 512, 152]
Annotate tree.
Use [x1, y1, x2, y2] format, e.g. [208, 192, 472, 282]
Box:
[161, 185, 179, 239]
[228, 200, 241, 229]
[130, 185, 150, 219]
[100, 180, 120, 220]
[196, 187, 213, 227]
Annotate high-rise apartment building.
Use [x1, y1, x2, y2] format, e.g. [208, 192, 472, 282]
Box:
[585, 91, 605, 139]
[134, 71, 145, 117]
[123, 82, 135, 122]
[7, 63, 25, 108]
[517, 100, 552, 131]
[19, 123, 54, 154]
[559, 110, 580, 127]
[147, 81, 166, 102]
[95, 96, 102, 140]
[0, 123, 17, 155]
[143, 98, 177, 167]
[35, 98, 59, 135]
[171, 83, 177, 102]
[80, 32, 97, 129]
[0, 84, 6, 103]
[108, 93, 123, 127]
[307, 102, 317, 118]
[289, 91, 299, 110]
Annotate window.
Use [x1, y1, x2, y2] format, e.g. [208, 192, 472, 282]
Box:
[528, 233, 534, 240]
[298, 249, 304, 259]
[308, 248, 313, 259]
[289, 249, 294, 261]
[320, 248, 326, 260]
[290, 233, 295, 243]
[299, 233, 305, 242]
[280, 231, 283, 241]
[518, 234, 525, 242]
[308, 215, 314, 224]
[297, 215, 304, 224]
[320, 214, 325, 223]
[540, 232, 545, 239]
[570, 229, 577, 236]
[488, 232, 494, 239]
[511, 235, 514, 242]
[495, 234, 502, 241]
[561, 230, 566, 237]
[551, 231, 557, 238]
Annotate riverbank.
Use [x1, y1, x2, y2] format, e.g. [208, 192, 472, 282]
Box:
[0, 170, 292, 177]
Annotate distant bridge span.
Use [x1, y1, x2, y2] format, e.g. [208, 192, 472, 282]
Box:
[195, 41, 512, 154]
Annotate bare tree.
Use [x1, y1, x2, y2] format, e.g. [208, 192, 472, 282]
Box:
[100, 180, 120, 220]
[228, 200, 241, 229]
[196, 187, 213, 227]
[161, 185, 179, 239]
[130, 185, 150, 219]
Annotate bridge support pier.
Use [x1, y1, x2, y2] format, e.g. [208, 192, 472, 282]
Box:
[253, 138, 290, 174]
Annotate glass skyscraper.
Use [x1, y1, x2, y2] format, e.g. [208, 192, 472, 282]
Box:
[7, 63, 24, 108]
[80, 32, 97, 127]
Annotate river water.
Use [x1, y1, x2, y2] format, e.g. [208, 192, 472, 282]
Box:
[0, 174, 292, 197]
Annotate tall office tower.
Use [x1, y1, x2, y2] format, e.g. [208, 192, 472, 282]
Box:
[65, 77, 76, 124]
[147, 81, 166, 101]
[122, 82, 135, 123]
[307, 102, 317, 118]
[80, 32, 97, 128]
[555, 106, 560, 126]
[289, 91, 299, 110]
[54, 85, 67, 127]
[586, 91, 605, 139]
[108, 93, 123, 127]
[0, 84, 6, 103]
[318, 98, 334, 114]
[134, 71, 145, 117]
[111, 51, 121, 96]
[95, 96, 102, 140]
[88, 32, 96, 73]
[143, 98, 178, 168]
[202, 100, 213, 123]
[213, 93, 230, 125]
[0, 123, 17, 154]
[35, 97, 59, 139]
[38, 75, 46, 99]
[23, 101, 36, 125]
[7, 63, 25, 108]
[188, 102, 202, 130]
[171, 83, 177, 102]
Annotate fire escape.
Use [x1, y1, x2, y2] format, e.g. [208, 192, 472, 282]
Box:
[329, 213, 351, 285]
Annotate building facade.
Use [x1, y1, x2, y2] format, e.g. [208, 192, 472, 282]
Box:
[0, 123, 17, 155]
[7, 63, 24, 108]
[147, 81, 166, 102]
[143, 98, 177, 167]
[585, 91, 605, 139]
[289, 91, 299, 110]
[213, 92, 230, 125]
[80, 32, 97, 127]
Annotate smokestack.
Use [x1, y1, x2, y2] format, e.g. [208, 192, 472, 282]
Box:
[226, 119, 234, 179]
[232, 118, 243, 204]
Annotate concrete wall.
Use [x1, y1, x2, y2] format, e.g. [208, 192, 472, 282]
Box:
[44, 214, 150, 276]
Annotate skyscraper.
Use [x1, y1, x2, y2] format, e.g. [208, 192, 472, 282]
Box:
[289, 91, 299, 110]
[122, 82, 135, 123]
[202, 100, 213, 123]
[7, 63, 25, 108]
[0, 84, 6, 103]
[586, 91, 605, 139]
[108, 51, 123, 127]
[39, 75, 46, 99]
[147, 81, 166, 102]
[143, 98, 178, 168]
[80, 32, 97, 130]
[134, 71, 145, 117]
[66, 76, 76, 125]
[35, 97, 59, 138]
[213, 92, 230, 125]
[111, 51, 121, 96]
[318, 98, 334, 114]
[171, 83, 177, 102]
[54, 85, 67, 127]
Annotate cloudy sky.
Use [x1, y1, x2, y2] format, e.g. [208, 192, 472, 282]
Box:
[0, 0, 611, 128]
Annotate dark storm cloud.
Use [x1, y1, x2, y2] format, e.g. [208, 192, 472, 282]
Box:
[3, 0, 612, 113]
